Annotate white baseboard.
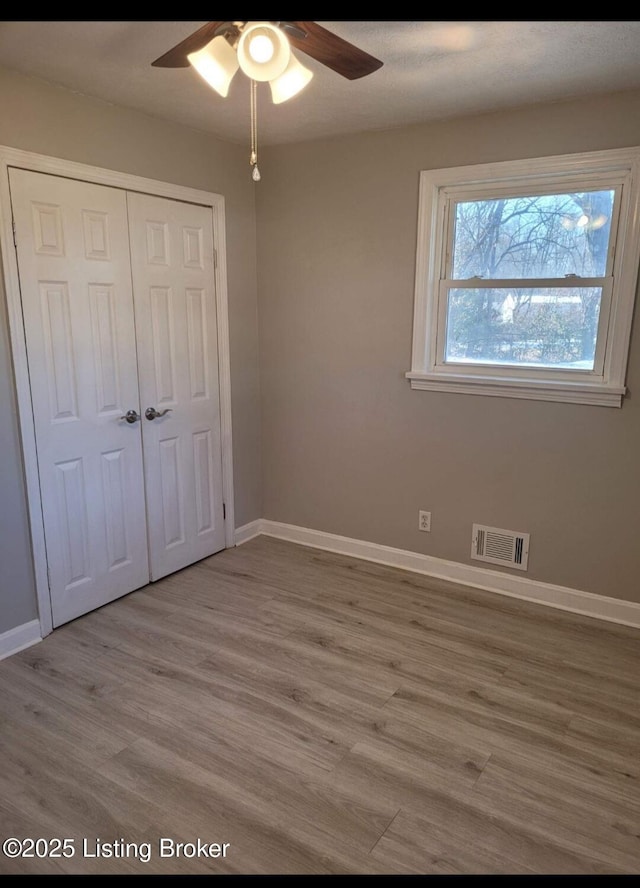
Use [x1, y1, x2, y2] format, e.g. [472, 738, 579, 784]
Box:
[234, 519, 265, 546]
[237, 519, 640, 630]
[0, 619, 42, 661]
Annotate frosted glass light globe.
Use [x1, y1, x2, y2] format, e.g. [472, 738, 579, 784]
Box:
[237, 23, 290, 82]
[249, 33, 275, 63]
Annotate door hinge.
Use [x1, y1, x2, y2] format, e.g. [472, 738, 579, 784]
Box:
[223, 502, 226, 520]
[213, 248, 218, 269]
[46, 566, 51, 589]
[12, 219, 17, 247]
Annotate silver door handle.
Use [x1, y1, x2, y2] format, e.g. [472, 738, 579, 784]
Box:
[145, 406, 172, 421]
[119, 409, 140, 424]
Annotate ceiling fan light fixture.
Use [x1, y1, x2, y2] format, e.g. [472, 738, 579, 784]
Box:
[188, 35, 239, 98]
[237, 22, 290, 82]
[154, 21, 384, 183]
[270, 53, 314, 104]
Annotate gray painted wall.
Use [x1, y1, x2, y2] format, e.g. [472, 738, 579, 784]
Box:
[0, 66, 262, 634]
[257, 89, 640, 603]
[0, 253, 36, 630]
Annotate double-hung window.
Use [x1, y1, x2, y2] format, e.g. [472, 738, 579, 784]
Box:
[408, 148, 640, 406]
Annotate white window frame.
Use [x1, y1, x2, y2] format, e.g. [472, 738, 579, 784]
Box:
[407, 147, 640, 407]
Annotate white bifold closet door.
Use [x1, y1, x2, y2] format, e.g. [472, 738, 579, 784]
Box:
[9, 168, 225, 628]
[127, 192, 225, 581]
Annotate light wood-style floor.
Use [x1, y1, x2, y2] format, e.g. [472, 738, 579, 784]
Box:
[1, 535, 639, 874]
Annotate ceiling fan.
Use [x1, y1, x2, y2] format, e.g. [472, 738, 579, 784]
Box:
[152, 21, 383, 181]
[152, 21, 384, 80]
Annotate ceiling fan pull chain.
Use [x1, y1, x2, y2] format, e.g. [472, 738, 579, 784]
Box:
[250, 79, 261, 181]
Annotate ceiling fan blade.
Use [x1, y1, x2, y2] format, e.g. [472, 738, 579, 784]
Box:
[151, 22, 228, 67]
[287, 21, 383, 80]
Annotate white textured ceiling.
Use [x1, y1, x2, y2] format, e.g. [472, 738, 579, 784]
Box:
[1, 21, 640, 146]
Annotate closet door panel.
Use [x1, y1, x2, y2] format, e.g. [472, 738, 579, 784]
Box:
[9, 169, 150, 626]
[127, 192, 225, 579]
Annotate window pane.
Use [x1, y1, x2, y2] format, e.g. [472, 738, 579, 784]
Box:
[451, 190, 614, 279]
[445, 287, 602, 370]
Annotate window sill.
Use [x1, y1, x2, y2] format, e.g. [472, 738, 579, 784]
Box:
[405, 371, 626, 407]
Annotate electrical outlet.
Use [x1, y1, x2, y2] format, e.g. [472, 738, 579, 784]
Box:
[418, 510, 431, 532]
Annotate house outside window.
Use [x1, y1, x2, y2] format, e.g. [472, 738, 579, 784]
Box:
[407, 148, 640, 406]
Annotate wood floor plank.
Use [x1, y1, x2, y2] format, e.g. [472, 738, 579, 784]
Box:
[370, 807, 618, 875]
[565, 712, 640, 763]
[105, 653, 359, 775]
[195, 643, 396, 743]
[1, 635, 130, 703]
[320, 737, 490, 812]
[209, 628, 401, 702]
[476, 744, 640, 822]
[499, 658, 640, 723]
[262, 596, 519, 679]
[382, 675, 574, 750]
[1, 535, 638, 874]
[97, 735, 399, 874]
[472, 755, 640, 872]
[0, 671, 136, 759]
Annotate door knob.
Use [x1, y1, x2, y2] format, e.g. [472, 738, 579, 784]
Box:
[145, 406, 172, 421]
[119, 409, 140, 424]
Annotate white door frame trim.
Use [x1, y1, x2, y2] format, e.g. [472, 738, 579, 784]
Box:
[0, 145, 236, 638]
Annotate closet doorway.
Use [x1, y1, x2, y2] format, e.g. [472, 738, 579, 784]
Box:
[2, 151, 234, 632]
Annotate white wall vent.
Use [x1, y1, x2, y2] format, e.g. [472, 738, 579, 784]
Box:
[471, 524, 529, 571]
